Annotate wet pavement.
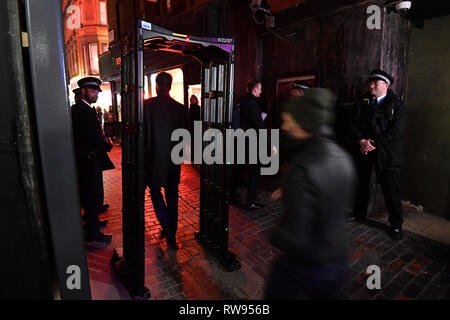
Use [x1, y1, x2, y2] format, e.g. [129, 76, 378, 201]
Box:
[86, 146, 450, 300]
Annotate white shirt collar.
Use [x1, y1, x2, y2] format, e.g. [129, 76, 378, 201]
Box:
[81, 99, 94, 109]
[377, 94, 387, 102]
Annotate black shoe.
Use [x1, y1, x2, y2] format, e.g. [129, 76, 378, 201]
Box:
[245, 202, 265, 210]
[85, 232, 112, 246]
[99, 220, 108, 228]
[391, 228, 403, 240]
[101, 204, 110, 213]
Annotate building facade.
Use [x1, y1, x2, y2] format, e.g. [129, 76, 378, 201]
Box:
[63, 0, 112, 107]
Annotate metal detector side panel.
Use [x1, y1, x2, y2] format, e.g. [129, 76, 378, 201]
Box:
[198, 47, 240, 270]
[116, 21, 148, 298]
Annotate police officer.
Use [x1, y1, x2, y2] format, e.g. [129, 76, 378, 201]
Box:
[349, 70, 407, 240]
[72, 87, 82, 105]
[290, 80, 311, 97]
[72, 77, 113, 246]
[239, 79, 266, 210]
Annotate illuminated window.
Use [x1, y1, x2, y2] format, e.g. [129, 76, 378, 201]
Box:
[88, 42, 99, 74]
[144, 75, 150, 100]
[82, 44, 87, 74]
[150, 68, 184, 105]
[99, 1, 107, 25]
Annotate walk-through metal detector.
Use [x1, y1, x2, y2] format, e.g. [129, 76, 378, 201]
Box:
[112, 20, 240, 300]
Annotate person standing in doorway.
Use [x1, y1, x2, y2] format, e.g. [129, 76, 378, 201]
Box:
[188, 95, 201, 163]
[290, 80, 311, 97]
[104, 105, 115, 139]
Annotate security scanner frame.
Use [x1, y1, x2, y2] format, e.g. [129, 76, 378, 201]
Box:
[111, 19, 240, 300]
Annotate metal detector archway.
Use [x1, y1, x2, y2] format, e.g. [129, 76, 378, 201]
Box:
[112, 20, 240, 299]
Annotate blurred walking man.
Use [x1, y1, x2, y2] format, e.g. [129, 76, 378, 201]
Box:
[265, 88, 356, 300]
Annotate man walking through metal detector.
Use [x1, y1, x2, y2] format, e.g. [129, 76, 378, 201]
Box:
[143, 72, 188, 249]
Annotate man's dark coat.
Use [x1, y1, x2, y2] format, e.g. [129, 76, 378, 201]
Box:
[239, 93, 265, 131]
[72, 100, 114, 174]
[72, 100, 114, 233]
[144, 95, 188, 188]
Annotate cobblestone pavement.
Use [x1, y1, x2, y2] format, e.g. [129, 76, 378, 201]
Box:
[86, 146, 450, 300]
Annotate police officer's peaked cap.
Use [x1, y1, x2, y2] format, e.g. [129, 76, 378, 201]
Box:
[77, 77, 102, 92]
[293, 80, 311, 90]
[72, 87, 81, 94]
[367, 69, 394, 85]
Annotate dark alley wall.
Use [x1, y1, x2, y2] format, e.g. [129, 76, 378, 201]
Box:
[403, 15, 450, 218]
[223, 0, 260, 101]
[261, 0, 409, 127]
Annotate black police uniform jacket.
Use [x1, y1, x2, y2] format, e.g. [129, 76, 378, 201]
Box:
[71, 100, 114, 174]
[270, 126, 356, 264]
[239, 93, 265, 131]
[144, 95, 188, 188]
[239, 93, 266, 162]
[349, 89, 407, 170]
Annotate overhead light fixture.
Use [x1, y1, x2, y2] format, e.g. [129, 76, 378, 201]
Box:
[250, 0, 275, 27]
[395, 1, 412, 15]
[385, 1, 412, 16]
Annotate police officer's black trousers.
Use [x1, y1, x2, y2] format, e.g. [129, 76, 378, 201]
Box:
[78, 166, 103, 234]
[230, 164, 243, 202]
[354, 153, 403, 229]
[247, 163, 260, 205]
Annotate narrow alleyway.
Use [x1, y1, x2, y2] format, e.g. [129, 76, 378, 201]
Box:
[86, 146, 450, 300]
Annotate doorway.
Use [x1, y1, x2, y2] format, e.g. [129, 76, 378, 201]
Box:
[112, 20, 239, 299]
